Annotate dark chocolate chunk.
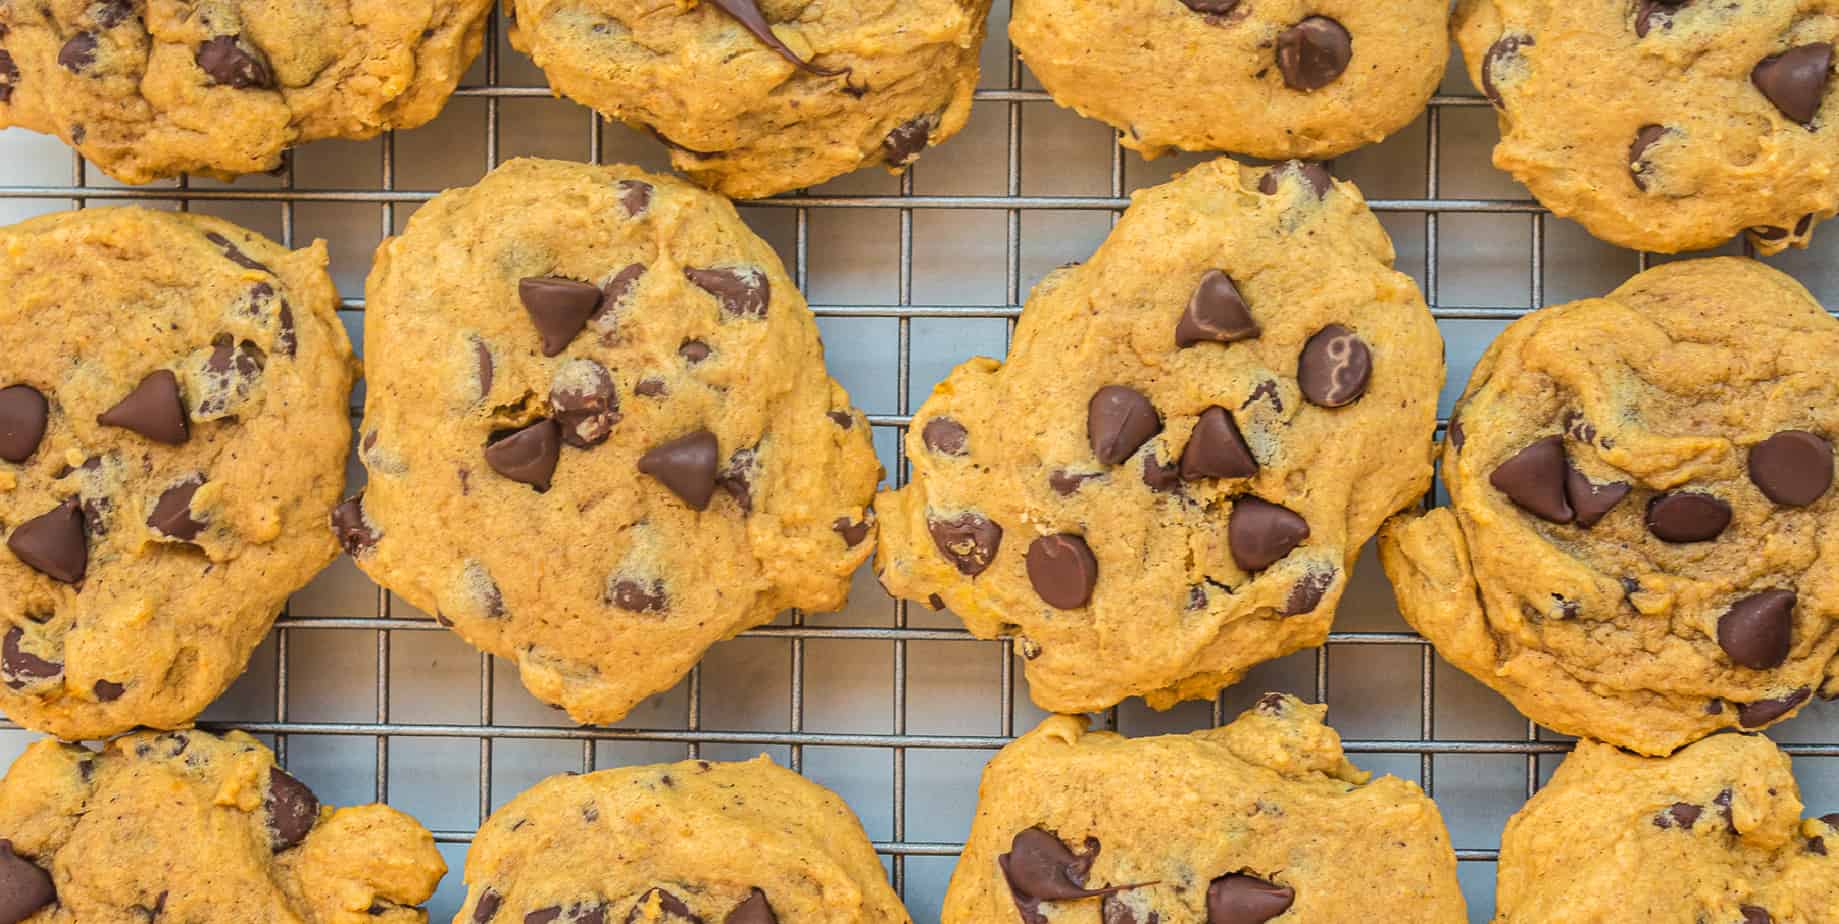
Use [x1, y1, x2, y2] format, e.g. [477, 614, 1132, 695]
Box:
[1645, 492, 1731, 542]
[1655, 802, 1701, 830]
[1229, 497, 1308, 572]
[1749, 430, 1832, 507]
[1629, 124, 1669, 191]
[724, 889, 775, 924]
[57, 32, 97, 72]
[638, 430, 719, 510]
[93, 679, 125, 702]
[1026, 534, 1098, 610]
[1738, 686, 1812, 727]
[685, 266, 769, 319]
[266, 766, 320, 850]
[1718, 590, 1795, 670]
[550, 360, 620, 448]
[519, 277, 603, 356]
[331, 494, 378, 556]
[0, 385, 49, 463]
[883, 116, 931, 167]
[0, 840, 54, 924]
[617, 179, 652, 217]
[2, 626, 61, 689]
[98, 370, 188, 444]
[196, 35, 272, 88]
[473, 889, 503, 923]
[1491, 436, 1573, 523]
[8, 498, 87, 583]
[928, 512, 1001, 576]
[922, 417, 969, 456]
[1177, 271, 1259, 347]
[1179, 406, 1257, 481]
[485, 420, 562, 492]
[706, 0, 847, 76]
[1751, 43, 1832, 125]
[832, 516, 871, 547]
[1276, 16, 1351, 91]
[1206, 873, 1294, 924]
[1088, 386, 1160, 465]
[1297, 324, 1370, 408]
[1481, 34, 1532, 107]
[1257, 161, 1332, 198]
[205, 232, 271, 273]
[147, 473, 207, 540]
[1564, 465, 1629, 528]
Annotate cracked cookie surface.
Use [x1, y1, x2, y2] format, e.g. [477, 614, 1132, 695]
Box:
[1456, 0, 1839, 254]
[507, 0, 990, 199]
[1009, 0, 1447, 160]
[874, 157, 1443, 715]
[941, 695, 1467, 924]
[1380, 258, 1839, 756]
[351, 158, 880, 726]
[455, 755, 907, 924]
[1494, 733, 1838, 923]
[0, 206, 354, 740]
[0, 728, 444, 923]
[0, 0, 491, 183]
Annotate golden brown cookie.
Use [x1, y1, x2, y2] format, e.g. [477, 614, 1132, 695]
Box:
[1381, 257, 1839, 756]
[874, 158, 1444, 715]
[941, 696, 1468, 924]
[0, 206, 354, 740]
[350, 158, 881, 725]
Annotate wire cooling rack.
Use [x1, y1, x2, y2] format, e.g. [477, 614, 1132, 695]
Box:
[3, 8, 1838, 922]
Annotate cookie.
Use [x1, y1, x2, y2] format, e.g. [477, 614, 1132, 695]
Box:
[0, 728, 445, 922]
[1008, 0, 1448, 161]
[1495, 733, 1838, 922]
[455, 755, 907, 924]
[350, 158, 881, 725]
[505, 0, 990, 198]
[1380, 257, 1839, 756]
[1457, 0, 1839, 255]
[0, 207, 354, 740]
[941, 695, 1468, 924]
[0, 0, 492, 183]
[874, 158, 1444, 715]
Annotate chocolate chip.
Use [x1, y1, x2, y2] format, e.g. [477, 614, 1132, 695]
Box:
[827, 410, 854, 428]
[95, 0, 134, 28]
[685, 266, 769, 319]
[617, 180, 652, 217]
[1448, 417, 1465, 452]
[204, 232, 272, 273]
[1564, 466, 1628, 528]
[266, 766, 319, 850]
[1283, 569, 1335, 615]
[0, 385, 48, 463]
[472, 336, 494, 402]
[1742, 907, 1773, 924]
[679, 340, 712, 363]
[0, 840, 54, 924]
[1719, 590, 1795, 670]
[1629, 124, 1668, 192]
[1257, 161, 1332, 198]
[922, 417, 969, 456]
[1277, 17, 1350, 91]
[147, 473, 206, 540]
[331, 494, 378, 556]
[0, 51, 17, 104]
[1178, 0, 1237, 13]
[717, 447, 757, 512]
[1635, 0, 1688, 37]
[276, 302, 296, 356]
[883, 116, 931, 167]
[1026, 534, 1097, 609]
[1177, 270, 1260, 347]
[1749, 430, 1832, 506]
[98, 369, 188, 444]
[1655, 802, 1701, 829]
[550, 360, 620, 448]
[1049, 470, 1099, 496]
[8, 498, 87, 583]
[2, 626, 60, 689]
[594, 264, 647, 334]
[928, 512, 1001, 575]
[527, 908, 561, 924]
[1752, 43, 1832, 125]
[57, 32, 97, 72]
[1180, 406, 1257, 481]
[609, 578, 666, 613]
[1297, 324, 1370, 408]
[999, 828, 1117, 902]
[833, 516, 871, 546]
[724, 889, 775, 924]
[1482, 34, 1532, 107]
[1738, 686, 1812, 727]
[93, 679, 125, 701]
[1206, 874, 1293, 924]
[705, 0, 846, 75]
[1645, 492, 1730, 542]
[627, 889, 700, 924]
[1088, 386, 1160, 465]
[1824, 813, 1839, 828]
[635, 379, 667, 397]
[1141, 454, 1180, 493]
[927, 594, 946, 611]
[485, 420, 562, 492]
[196, 35, 272, 88]
[1101, 895, 1155, 924]
[1229, 497, 1308, 572]
[519, 277, 602, 356]
[1490, 437, 1573, 523]
[638, 429, 719, 510]
[473, 889, 504, 923]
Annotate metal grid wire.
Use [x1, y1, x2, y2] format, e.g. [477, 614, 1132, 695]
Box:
[3, 10, 1837, 922]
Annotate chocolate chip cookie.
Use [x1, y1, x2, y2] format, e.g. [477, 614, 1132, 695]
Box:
[941, 695, 1468, 924]
[1458, 0, 1839, 254]
[1008, 0, 1448, 161]
[1495, 732, 1838, 922]
[351, 158, 881, 725]
[0, 728, 445, 923]
[874, 158, 1444, 715]
[1380, 257, 1839, 756]
[0, 207, 354, 740]
[0, 0, 492, 183]
[505, 0, 990, 198]
[456, 755, 907, 924]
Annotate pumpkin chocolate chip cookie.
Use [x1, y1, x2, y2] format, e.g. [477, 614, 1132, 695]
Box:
[0, 0, 491, 183]
[0, 729, 445, 922]
[506, 0, 991, 198]
[1457, 0, 1839, 254]
[874, 157, 1444, 715]
[454, 755, 907, 924]
[0, 206, 354, 740]
[351, 158, 881, 725]
[941, 695, 1468, 924]
[1494, 733, 1838, 922]
[1008, 0, 1449, 160]
[1380, 257, 1839, 756]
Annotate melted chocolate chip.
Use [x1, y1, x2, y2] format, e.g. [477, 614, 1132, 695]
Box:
[635, 379, 667, 397]
[58, 32, 97, 72]
[196, 35, 272, 88]
[473, 889, 504, 923]
[705, 0, 847, 76]
[1178, 0, 1237, 13]
[0, 840, 54, 924]
[1482, 34, 1532, 107]
[550, 360, 620, 448]
[724, 889, 775, 924]
[485, 420, 562, 492]
[1088, 386, 1160, 465]
[638, 430, 720, 510]
[1749, 430, 1832, 507]
[1742, 906, 1773, 924]
[1629, 124, 1669, 191]
[205, 232, 272, 273]
[1207, 874, 1293, 924]
[2, 626, 61, 689]
[1101, 895, 1156, 924]
[1719, 590, 1795, 670]
[98, 369, 188, 444]
[717, 447, 757, 512]
[1141, 454, 1180, 493]
[922, 417, 969, 456]
[1177, 270, 1259, 347]
[0, 51, 18, 104]
[1282, 569, 1335, 616]
[1049, 469, 1099, 496]
[928, 512, 1002, 575]
[1645, 492, 1730, 543]
[1276, 17, 1350, 91]
[1026, 534, 1098, 609]
[1297, 324, 1370, 408]
[95, 0, 135, 28]
[627, 888, 700, 924]
[679, 340, 712, 363]
[519, 277, 602, 356]
[610, 578, 667, 613]
[832, 516, 871, 546]
[8, 498, 87, 583]
[1229, 497, 1308, 572]
[1257, 161, 1332, 198]
[594, 264, 647, 332]
[883, 116, 931, 167]
[1491, 436, 1573, 523]
[827, 410, 854, 428]
[331, 494, 378, 556]
[617, 180, 652, 217]
[266, 767, 320, 850]
[1565, 466, 1628, 528]
[1738, 686, 1812, 728]
[0, 385, 49, 463]
[93, 679, 125, 701]
[685, 267, 769, 319]
[1752, 43, 1832, 125]
[1655, 802, 1701, 829]
[472, 336, 494, 402]
[147, 473, 207, 540]
[1180, 406, 1256, 481]
[1000, 828, 1120, 902]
